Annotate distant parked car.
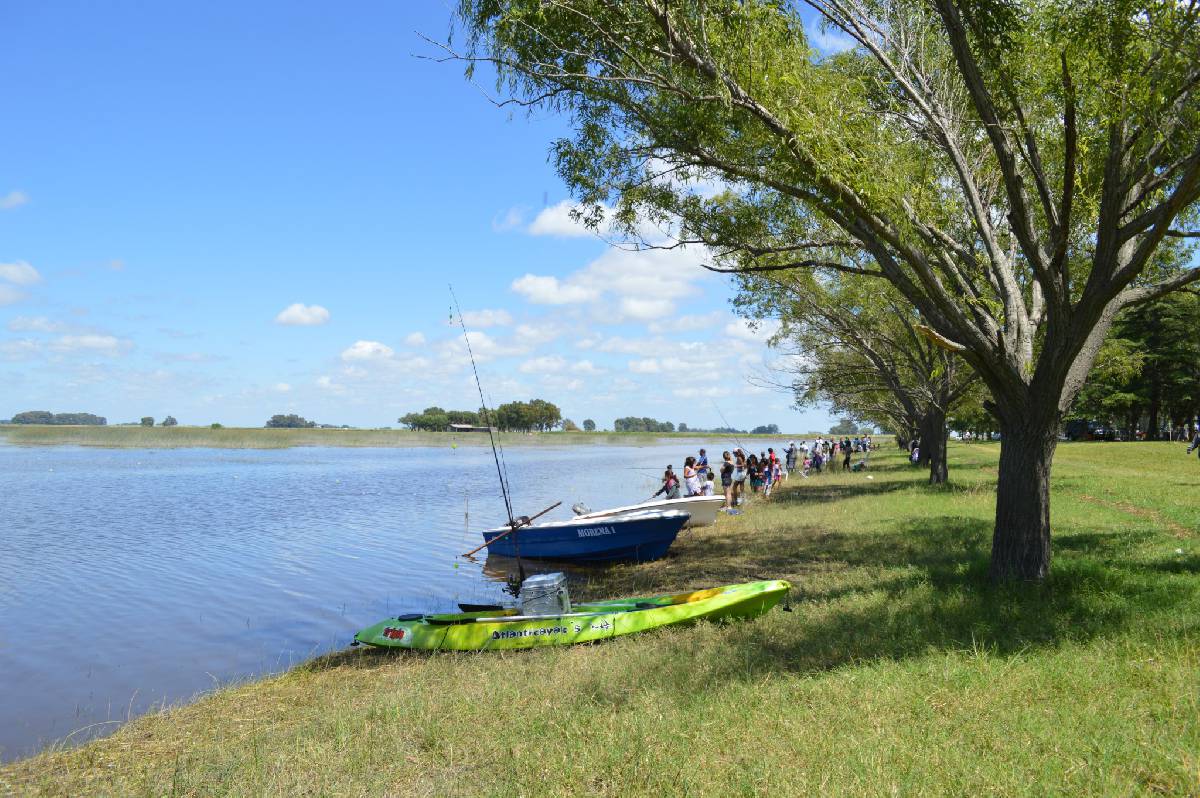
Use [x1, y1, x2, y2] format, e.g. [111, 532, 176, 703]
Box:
[1064, 420, 1117, 441]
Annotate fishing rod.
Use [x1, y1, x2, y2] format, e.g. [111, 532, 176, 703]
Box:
[451, 286, 514, 527]
[711, 400, 749, 454]
[449, 286, 528, 585]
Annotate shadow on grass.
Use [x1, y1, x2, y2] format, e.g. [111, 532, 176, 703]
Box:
[309, 466, 1199, 684]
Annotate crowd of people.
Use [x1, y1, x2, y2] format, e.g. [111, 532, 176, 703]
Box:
[653, 436, 878, 510]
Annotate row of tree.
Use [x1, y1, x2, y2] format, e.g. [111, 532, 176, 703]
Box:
[613, 416, 677, 432]
[399, 400, 564, 433]
[10, 411, 107, 425]
[459, 0, 1200, 583]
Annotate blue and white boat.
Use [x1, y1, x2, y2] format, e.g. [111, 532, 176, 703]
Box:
[479, 509, 689, 563]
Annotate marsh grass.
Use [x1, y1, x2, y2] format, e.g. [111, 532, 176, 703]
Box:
[0, 426, 806, 449]
[2, 443, 1198, 796]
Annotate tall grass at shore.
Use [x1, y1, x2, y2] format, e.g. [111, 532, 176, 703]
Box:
[2, 442, 1197, 795]
[0, 425, 812, 449]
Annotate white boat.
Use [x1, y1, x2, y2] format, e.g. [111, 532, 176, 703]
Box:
[573, 495, 726, 528]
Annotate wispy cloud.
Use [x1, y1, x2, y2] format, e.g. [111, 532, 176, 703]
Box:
[812, 28, 856, 54]
[491, 206, 526, 232]
[461, 308, 513, 328]
[518, 354, 567, 373]
[274, 303, 330, 326]
[0, 260, 42, 286]
[7, 316, 68, 333]
[50, 334, 133, 356]
[403, 332, 427, 346]
[0, 190, 29, 210]
[0, 285, 27, 306]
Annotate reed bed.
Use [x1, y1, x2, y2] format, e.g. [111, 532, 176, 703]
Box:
[0, 425, 811, 449]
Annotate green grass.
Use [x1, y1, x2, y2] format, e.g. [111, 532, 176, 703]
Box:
[2, 442, 1198, 796]
[0, 425, 813, 449]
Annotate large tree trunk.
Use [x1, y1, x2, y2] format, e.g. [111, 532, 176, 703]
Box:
[1146, 375, 1162, 440]
[989, 417, 1058, 581]
[918, 407, 949, 485]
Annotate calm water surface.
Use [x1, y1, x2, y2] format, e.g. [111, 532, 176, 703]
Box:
[0, 439, 739, 761]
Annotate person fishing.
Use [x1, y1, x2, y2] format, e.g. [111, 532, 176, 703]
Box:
[720, 451, 735, 509]
[732, 450, 747, 506]
[652, 464, 682, 500]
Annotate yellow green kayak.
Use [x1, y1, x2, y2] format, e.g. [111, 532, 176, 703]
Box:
[354, 579, 791, 652]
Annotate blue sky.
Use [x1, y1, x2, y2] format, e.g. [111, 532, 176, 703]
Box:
[0, 2, 839, 432]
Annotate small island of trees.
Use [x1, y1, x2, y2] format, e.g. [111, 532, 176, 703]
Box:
[11, 411, 107, 425]
[399, 399, 562, 432]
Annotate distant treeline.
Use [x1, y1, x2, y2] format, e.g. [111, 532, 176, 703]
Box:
[613, 417, 779, 435]
[399, 400, 563, 432]
[10, 411, 107, 425]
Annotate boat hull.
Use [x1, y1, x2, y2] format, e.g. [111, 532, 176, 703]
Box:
[354, 579, 791, 651]
[480, 511, 687, 562]
[576, 495, 726, 528]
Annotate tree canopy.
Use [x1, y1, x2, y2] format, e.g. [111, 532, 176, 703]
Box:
[11, 411, 106, 425]
[454, 0, 1200, 581]
[266, 414, 316, 429]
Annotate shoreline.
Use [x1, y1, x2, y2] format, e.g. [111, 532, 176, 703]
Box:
[0, 425, 814, 450]
[2, 443, 1195, 795]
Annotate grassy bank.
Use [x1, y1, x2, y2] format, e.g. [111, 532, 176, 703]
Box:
[0, 425, 811, 449]
[3, 443, 1198, 795]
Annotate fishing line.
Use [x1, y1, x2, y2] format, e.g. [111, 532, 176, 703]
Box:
[450, 285, 525, 587]
[711, 400, 748, 453]
[450, 286, 514, 527]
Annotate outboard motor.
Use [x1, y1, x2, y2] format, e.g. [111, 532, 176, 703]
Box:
[519, 572, 571, 616]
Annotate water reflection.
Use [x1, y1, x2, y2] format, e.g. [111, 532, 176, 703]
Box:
[0, 438, 746, 761]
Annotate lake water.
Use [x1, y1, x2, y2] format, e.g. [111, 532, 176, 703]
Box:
[0, 439, 745, 762]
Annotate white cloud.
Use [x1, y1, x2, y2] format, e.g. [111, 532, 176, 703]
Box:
[629, 358, 661, 374]
[594, 336, 665, 356]
[275, 303, 330, 326]
[0, 190, 29, 210]
[724, 318, 781, 343]
[514, 321, 563, 346]
[461, 308, 514, 328]
[648, 311, 724, 334]
[462, 330, 529, 359]
[50, 334, 132, 356]
[571, 359, 604, 375]
[672, 385, 733, 399]
[813, 28, 856, 54]
[0, 339, 39, 360]
[341, 340, 394, 361]
[511, 274, 599, 305]
[519, 355, 567, 373]
[527, 200, 605, 238]
[492, 206, 526, 232]
[0, 261, 42, 286]
[274, 382, 292, 392]
[403, 332, 427, 347]
[316, 375, 348, 395]
[618, 296, 675, 321]
[511, 241, 712, 321]
[7, 316, 67, 333]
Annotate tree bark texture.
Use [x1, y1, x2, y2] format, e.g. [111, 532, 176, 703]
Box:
[989, 419, 1058, 581]
[918, 408, 949, 485]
